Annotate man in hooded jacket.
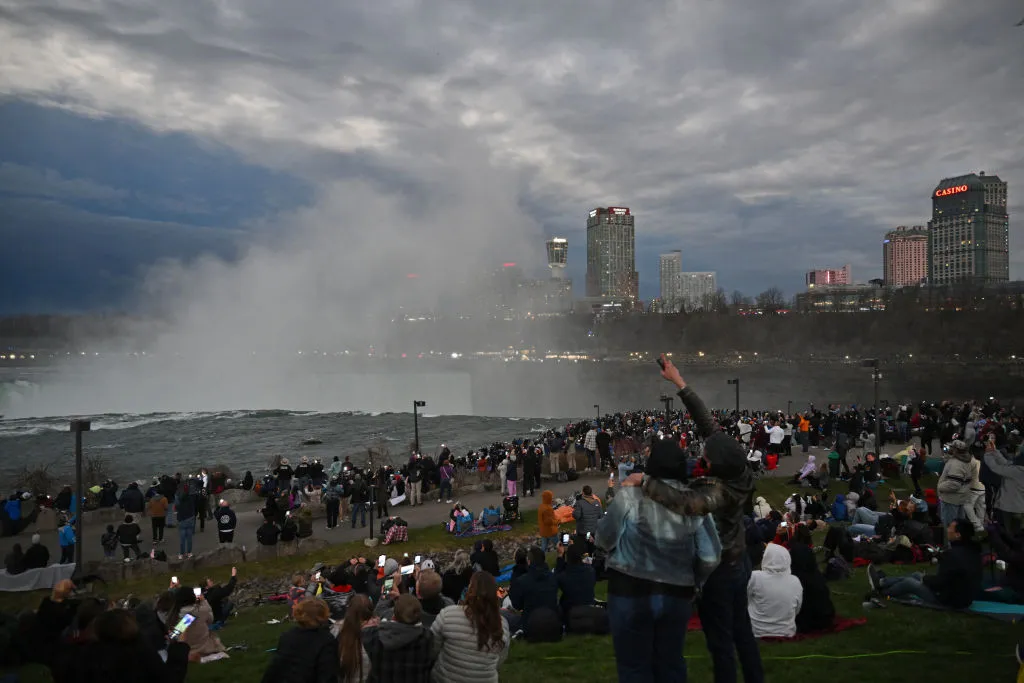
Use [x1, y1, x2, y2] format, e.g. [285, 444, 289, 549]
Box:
[642, 355, 764, 683]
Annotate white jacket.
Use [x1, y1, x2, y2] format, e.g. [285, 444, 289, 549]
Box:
[753, 496, 773, 520]
[430, 604, 509, 683]
[748, 543, 803, 638]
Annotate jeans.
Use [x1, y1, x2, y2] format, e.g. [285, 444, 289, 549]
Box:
[852, 508, 883, 525]
[178, 517, 196, 555]
[940, 501, 964, 527]
[439, 480, 452, 501]
[586, 449, 597, 469]
[608, 592, 693, 683]
[849, 523, 877, 536]
[121, 543, 140, 560]
[218, 530, 234, 545]
[550, 453, 561, 474]
[152, 517, 165, 542]
[880, 573, 938, 604]
[351, 503, 367, 528]
[698, 556, 764, 683]
[165, 504, 176, 528]
[800, 433, 809, 453]
[963, 490, 986, 531]
[325, 499, 340, 528]
[60, 545, 75, 564]
[541, 534, 559, 553]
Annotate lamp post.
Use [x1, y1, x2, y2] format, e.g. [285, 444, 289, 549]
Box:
[413, 400, 426, 454]
[787, 400, 792, 417]
[861, 359, 881, 454]
[727, 378, 740, 415]
[70, 419, 91, 572]
[660, 394, 673, 422]
[594, 404, 600, 424]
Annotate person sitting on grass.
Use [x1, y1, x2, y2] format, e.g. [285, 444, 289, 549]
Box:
[337, 594, 375, 683]
[555, 538, 596, 629]
[867, 519, 983, 609]
[508, 546, 559, 641]
[984, 522, 1024, 603]
[203, 566, 238, 626]
[261, 598, 340, 683]
[430, 571, 509, 683]
[470, 539, 500, 577]
[415, 569, 454, 628]
[747, 542, 803, 638]
[788, 525, 836, 633]
[362, 594, 436, 683]
[440, 551, 474, 604]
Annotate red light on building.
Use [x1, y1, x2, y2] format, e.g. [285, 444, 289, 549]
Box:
[935, 185, 969, 197]
[503, 262, 517, 268]
[406, 273, 419, 279]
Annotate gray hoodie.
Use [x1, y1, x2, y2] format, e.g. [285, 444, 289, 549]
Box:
[938, 450, 974, 506]
[747, 543, 803, 638]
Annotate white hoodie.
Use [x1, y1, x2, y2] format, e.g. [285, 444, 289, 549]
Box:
[747, 543, 803, 638]
[753, 496, 773, 520]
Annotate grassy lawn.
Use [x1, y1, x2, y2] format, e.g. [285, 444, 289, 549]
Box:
[8, 474, 1021, 682]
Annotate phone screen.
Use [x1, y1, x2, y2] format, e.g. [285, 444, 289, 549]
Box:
[192, 587, 202, 597]
[561, 533, 570, 545]
[586, 532, 592, 541]
[315, 572, 322, 581]
[383, 578, 394, 592]
[414, 555, 422, 564]
[401, 564, 415, 576]
[169, 613, 195, 639]
[377, 555, 386, 568]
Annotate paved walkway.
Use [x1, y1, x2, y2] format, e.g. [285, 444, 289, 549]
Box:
[0, 441, 903, 564]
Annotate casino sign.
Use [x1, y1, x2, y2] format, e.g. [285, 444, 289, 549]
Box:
[935, 185, 969, 198]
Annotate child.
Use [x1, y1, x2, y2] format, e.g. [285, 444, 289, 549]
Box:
[58, 517, 76, 564]
[101, 524, 118, 560]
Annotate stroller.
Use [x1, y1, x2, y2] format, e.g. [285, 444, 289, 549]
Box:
[502, 495, 522, 523]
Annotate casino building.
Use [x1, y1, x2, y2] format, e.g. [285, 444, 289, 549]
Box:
[928, 172, 1009, 285]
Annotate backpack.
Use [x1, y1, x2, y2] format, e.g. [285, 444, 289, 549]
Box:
[565, 468, 579, 482]
[557, 472, 568, 483]
[825, 555, 851, 581]
[101, 532, 118, 553]
[874, 514, 895, 542]
[480, 507, 502, 528]
[831, 495, 848, 521]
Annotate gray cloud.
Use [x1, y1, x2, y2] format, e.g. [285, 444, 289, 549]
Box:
[0, 162, 128, 201]
[0, 0, 1021, 300]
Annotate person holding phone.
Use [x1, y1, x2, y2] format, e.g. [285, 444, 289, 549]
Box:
[554, 538, 596, 631]
[172, 585, 226, 659]
[261, 599, 340, 683]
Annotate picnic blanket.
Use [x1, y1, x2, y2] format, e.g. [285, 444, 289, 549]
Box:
[0, 563, 76, 592]
[687, 615, 867, 640]
[455, 522, 512, 538]
[554, 506, 575, 524]
[888, 597, 1024, 622]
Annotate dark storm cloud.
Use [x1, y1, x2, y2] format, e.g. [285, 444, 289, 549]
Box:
[0, 0, 1021, 301]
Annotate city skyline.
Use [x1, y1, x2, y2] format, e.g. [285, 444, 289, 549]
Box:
[0, 2, 1021, 315]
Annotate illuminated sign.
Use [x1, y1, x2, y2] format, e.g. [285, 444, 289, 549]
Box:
[935, 185, 969, 198]
[610, 207, 630, 215]
[406, 273, 419, 279]
[503, 262, 517, 268]
[589, 210, 598, 218]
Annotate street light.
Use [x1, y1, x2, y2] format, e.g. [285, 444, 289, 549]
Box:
[787, 400, 792, 416]
[727, 378, 740, 415]
[594, 404, 600, 424]
[861, 359, 881, 454]
[69, 419, 91, 572]
[660, 394, 673, 422]
[413, 400, 426, 454]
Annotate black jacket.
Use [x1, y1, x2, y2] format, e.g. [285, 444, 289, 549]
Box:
[555, 560, 596, 616]
[257, 522, 280, 546]
[205, 576, 236, 623]
[23, 543, 49, 570]
[362, 621, 435, 683]
[216, 507, 237, 532]
[441, 568, 473, 603]
[261, 626, 340, 683]
[510, 563, 559, 626]
[116, 523, 141, 545]
[923, 540, 983, 609]
[118, 487, 145, 514]
[54, 638, 189, 683]
[280, 519, 298, 542]
[788, 543, 835, 632]
[470, 549, 500, 577]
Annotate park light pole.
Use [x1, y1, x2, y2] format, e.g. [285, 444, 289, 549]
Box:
[70, 419, 91, 572]
[413, 400, 426, 454]
[861, 359, 882, 453]
[727, 378, 740, 415]
[660, 394, 673, 423]
[594, 404, 600, 424]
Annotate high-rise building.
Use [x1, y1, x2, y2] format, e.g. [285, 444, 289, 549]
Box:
[806, 265, 851, 289]
[546, 237, 568, 278]
[659, 250, 682, 312]
[679, 272, 717, 310]
[883, 225, 928, 287]
[928, 172, 1009, 285]
[586, 207, 637, 300]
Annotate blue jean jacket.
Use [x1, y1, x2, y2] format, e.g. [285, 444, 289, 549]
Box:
[595, 478, 722, 588]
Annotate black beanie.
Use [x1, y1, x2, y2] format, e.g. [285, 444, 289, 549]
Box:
[646, 439, 688, 481]
[702, 433, 747, 480]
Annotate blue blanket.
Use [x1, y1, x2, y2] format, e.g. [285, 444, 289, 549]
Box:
[890, 597, 1024, 622]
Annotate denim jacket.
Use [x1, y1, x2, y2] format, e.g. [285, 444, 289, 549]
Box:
[595, 477, 722, 588]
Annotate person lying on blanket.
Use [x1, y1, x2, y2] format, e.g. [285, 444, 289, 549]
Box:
[867, 519, 982, 609]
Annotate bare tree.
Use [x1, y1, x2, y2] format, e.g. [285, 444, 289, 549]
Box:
[756, 286, 786, 313]
[730, 290, 748, 307]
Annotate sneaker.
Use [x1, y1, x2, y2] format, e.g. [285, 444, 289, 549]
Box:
[177, 554, 184, 560]
[867, 564, 884, 593]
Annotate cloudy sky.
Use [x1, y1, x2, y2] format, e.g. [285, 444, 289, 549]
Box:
[1, 0, 1022, 314]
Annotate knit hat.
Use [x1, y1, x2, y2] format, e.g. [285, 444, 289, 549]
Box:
[702, 432, 748, 480]
[383, 558, 400, 577]
[646, 439, 688, 481]
[419, 558, 435, 571]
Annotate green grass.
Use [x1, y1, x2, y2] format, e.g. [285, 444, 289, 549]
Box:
[8, 476, 1021, 682]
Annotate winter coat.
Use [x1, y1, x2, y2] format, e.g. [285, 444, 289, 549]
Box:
[788, 543, 835, 633]
[747, 543, 803, 638]
[753, 497, 772, 520]
[572, 495, 603, 536]
[118, 486, 145, 514]
[509, 563, 558, 627]
[554, 559, 596, 616]
[54, 638, 189, 683]
[937, 452, 974, 506]
[538, 491, 557, 537]
[362, 621, 436, 683]
[261, 625, 340, 683]
[430, 605, 509, 683]
[147, 495, 168, 518]
[985, 451, 1024, 514]
[922, 539, 982, 609]
[181, 602, 225, 656]
[216, 506, 237, 533]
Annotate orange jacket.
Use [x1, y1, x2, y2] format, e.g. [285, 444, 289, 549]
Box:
[538, 490, 558, 537]
[798, 417, 810, 433]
